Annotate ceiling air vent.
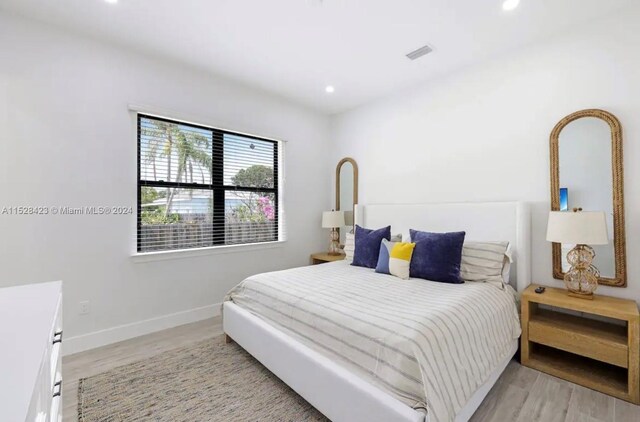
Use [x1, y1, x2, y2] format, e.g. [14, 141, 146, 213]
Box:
[406, 44, 433, 61]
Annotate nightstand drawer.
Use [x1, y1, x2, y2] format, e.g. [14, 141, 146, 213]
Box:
[529, 314, 628, 368]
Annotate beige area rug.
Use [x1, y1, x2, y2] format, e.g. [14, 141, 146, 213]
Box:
[78, 335, 329, 421]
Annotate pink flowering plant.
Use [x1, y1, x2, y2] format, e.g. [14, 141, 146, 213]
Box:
[231, 195, 275, 223]
[257, 196, 275, 220]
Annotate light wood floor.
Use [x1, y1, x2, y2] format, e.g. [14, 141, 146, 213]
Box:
[63, 317, 640, 422]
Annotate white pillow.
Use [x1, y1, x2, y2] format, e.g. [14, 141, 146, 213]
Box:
[343, 233, 356, 262]
[343, 232, 402, 263]
[460, 241, 511, 284]
[502, 244, 513, 284]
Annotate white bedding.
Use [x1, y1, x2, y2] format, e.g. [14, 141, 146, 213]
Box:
[225, 261, 521, 422]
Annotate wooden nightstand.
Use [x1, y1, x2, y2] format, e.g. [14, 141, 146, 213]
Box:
[521, 284, 639, 404]
[310, 252, 345, 265]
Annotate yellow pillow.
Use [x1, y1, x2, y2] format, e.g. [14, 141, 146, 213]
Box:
[375, 239, 416, 280]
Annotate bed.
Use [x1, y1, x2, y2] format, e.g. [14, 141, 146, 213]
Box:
[223, 201, 531, 422]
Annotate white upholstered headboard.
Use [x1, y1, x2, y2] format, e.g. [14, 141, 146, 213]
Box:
[354, 201, 531, 292]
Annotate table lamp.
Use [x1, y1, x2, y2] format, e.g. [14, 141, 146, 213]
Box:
[322, 210, 345, 256]
[546, 210, 609, 299]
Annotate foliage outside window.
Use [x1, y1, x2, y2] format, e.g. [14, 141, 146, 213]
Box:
[137, 114, 280, 252]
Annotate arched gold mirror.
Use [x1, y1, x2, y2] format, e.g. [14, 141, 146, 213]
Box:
[550, 109, 626, 287]
[336, 157, 358, 241]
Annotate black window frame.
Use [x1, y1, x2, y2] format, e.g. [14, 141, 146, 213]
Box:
[137, 113, 279, 252]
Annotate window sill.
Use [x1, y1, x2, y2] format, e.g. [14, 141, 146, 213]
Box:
[131, 240, 287, 263]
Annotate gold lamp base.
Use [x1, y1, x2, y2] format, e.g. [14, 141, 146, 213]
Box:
[564, 244, 599, 300]
[327, 227, 341, 256]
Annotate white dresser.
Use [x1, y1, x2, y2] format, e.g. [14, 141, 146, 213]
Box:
[0, 281, 63, 422]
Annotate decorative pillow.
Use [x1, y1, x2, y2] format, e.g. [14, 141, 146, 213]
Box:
[502, 243, 513, 283]
[375, 239, 416, 280]
[343, 233, 356, 262]
[409, 229, 466, 283]
[344, 232, 401, 263]
[460, 241, 511, 284]
[352, 225, 391, 268]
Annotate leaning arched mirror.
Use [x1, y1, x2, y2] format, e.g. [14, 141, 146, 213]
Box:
[550, 109, 626, 287]
[336, 157, 358, 242]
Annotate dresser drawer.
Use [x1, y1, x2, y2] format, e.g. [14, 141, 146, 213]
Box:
[49, 294, 63, 390]
[24, 290, 63, 422]
[25, 356, 50, 422]
[50, 373, 63, 422]
[0, 281, 63, 422]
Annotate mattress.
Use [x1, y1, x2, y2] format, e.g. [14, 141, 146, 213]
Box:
[225, 261, 521, 422]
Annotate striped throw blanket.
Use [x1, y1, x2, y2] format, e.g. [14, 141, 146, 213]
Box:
[225, 261, 521, 422]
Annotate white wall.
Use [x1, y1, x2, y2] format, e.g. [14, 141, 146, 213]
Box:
[0, 12, 330, 352]
[330, 6, 640, 303]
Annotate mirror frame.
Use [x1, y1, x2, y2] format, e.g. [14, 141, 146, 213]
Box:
[550, 109, 626, 287]
[335, 157, 359, 213]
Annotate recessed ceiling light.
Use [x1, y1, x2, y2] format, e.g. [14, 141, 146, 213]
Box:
[325, 85, 335, 94]
[105, 0, 118, 4]
[502, 0, 520, 11]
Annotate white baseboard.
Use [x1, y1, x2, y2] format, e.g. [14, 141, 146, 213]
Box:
[63, 303, 222, 356]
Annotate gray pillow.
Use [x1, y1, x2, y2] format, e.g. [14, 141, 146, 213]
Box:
[460, 241, 511, 284]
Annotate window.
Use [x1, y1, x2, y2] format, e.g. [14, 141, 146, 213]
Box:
[137, 114, 280, 253]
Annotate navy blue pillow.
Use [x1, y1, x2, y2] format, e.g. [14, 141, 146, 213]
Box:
[409, 229, 466, 283]
[352, 225, 391, 269]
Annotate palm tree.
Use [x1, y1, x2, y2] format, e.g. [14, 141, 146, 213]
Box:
[141, 119, 212, 217]
[163, 130, 212, 216]
[141, 120, 178, 183]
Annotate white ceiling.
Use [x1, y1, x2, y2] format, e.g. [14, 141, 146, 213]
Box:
[0, 0, 634, 114]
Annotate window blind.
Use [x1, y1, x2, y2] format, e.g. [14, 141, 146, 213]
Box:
[137, 114, 280, 253]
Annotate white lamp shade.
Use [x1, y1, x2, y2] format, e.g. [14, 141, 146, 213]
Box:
[322, 211, 345, 228]
[546, 211, 609, 245]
